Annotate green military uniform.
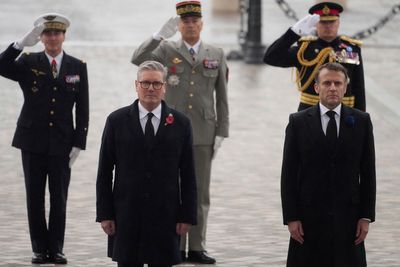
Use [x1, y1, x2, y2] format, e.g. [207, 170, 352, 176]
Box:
[131, 37, 229, 251]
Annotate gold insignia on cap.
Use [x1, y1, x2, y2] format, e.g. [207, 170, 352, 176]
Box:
[172, 57, 182, 64]
[322, 5, 330, 15]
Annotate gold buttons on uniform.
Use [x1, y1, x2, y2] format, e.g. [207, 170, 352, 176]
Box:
[49, 122, 53, 127]
[189, 93, 194, 97]
[188, 105, 193, 109]
[50, 110, 54, 115]
[190, 81, 194, 85]
[53, 86, 57, 91]
[34, 81, 37, 84]
[52, 98, 56, 103]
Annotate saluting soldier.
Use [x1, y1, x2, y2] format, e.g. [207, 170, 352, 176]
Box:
[131, 1, 229, 264]
[264, 2, 365, 111]
[0, 13, 89, 264]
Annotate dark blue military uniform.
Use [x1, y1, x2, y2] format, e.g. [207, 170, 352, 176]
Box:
[0, 43, 89, 255]
[264, 29, 365, 111]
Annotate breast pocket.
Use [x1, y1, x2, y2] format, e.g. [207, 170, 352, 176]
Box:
[202, 69, 218, 78]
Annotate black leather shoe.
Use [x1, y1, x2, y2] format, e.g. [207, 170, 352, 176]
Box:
[49, 252, 68, 264]
[187, 250, 216, 264]
[180, 250, 186, 262]
[31, 252, 48, 264]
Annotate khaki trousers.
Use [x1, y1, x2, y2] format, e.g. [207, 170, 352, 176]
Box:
[180, 145, 213, 251]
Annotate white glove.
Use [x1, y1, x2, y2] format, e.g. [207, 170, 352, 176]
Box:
[15, 24, 45, 49]
[69, 147, 81, 168]
[153, 17, 180, 40]
[291, 14, 319, 36]
[212, 136, 224, 160]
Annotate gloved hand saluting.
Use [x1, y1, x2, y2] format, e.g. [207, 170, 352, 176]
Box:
[15, 24, 45, 50]
[69, 147, 81, 168]
[291, 14, 319, 36]
[153, 17, 180, 40]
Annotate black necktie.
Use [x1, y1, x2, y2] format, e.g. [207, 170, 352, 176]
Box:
[145, 113, 155, 146]
[326, 110, 337, 149]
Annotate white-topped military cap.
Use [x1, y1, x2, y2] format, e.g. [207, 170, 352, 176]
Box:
[34, 13, 70, 32]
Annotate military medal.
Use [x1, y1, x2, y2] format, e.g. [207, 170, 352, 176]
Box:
[168, 75, 180, 86]
[65, 75, 80, 84]
[334, 50, 360, 65]
[203, 59, 219, 69]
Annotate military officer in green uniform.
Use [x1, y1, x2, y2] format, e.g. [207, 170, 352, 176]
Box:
[131, 1, 229, 264]
[264, 2, 365, 111]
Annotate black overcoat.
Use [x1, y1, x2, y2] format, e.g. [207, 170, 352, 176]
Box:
[0, 44, 89, 155]
[281, 104, 376, 267]
[96, 100, 197, 265]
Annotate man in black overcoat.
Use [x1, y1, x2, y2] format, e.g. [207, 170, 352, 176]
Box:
[0, 13, 89, 264]
[96, 60, 197, 267]
[280, 62, 376, 267]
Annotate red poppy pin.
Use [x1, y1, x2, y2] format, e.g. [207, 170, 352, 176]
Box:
[165, 113, 174, 126]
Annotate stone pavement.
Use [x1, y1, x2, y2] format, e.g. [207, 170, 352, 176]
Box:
[0, 0, 399, 266]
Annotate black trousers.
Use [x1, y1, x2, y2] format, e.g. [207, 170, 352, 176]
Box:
[117, 263, 171, 267]
[21, 150, 71, 254]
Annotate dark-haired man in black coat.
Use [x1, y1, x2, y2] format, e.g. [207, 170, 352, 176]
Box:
[281, 62, 375, 267]
[0, 13, 89, 264]
[96, 60, 197, 267]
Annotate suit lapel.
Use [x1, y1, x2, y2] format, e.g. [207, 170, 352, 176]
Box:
[193, 42, 207, 68]
[38, 52, 53, 80]
[176, 40, 194, 65]
[153, 101, 169, 147]
[336, 105, 354, 155]
[305, 105, 326, 148]
[58, 51, 70, 80]
[128, 100, 146, 140]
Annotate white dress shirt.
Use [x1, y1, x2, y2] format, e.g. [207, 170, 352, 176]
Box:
[45, 51, 64, 74]
[183, 40, 201, 55]
[138, 102, 162, 134]
[319, 103, 341, 137]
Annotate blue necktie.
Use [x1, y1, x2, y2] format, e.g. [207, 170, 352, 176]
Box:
[189, 48, 195, 61]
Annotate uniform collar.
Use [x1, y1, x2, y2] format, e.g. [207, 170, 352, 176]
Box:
[183, 40, 202, 54]
[45, 50, 64, 65]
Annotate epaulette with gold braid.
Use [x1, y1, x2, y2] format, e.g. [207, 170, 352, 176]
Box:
[299, 36, 318, 42]
[340, 35, 363, 46]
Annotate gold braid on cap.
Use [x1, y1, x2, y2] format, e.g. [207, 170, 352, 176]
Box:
[44, 21, 67, 31]
[177, 5, 201, 15]
[295, 41, 334, 92]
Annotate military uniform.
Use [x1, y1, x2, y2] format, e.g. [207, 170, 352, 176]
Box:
[264, 2, 365, 111]
[131, 37, 229, 252]
[0, 14, 88, 261]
